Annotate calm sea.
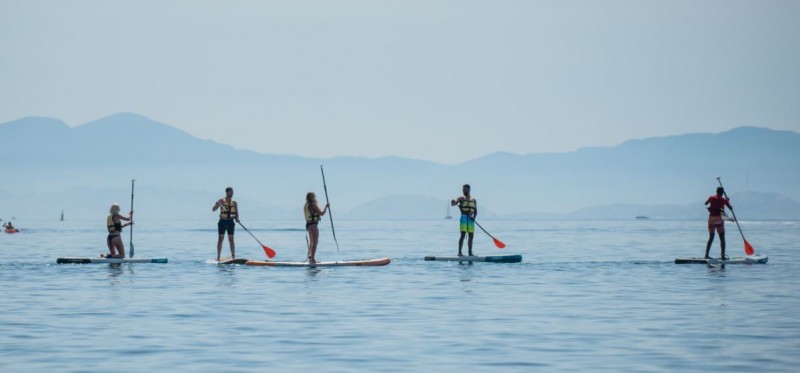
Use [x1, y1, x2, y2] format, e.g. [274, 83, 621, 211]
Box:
[1, 218, 798, 372]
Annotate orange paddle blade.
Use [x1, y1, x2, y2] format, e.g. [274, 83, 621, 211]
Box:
[744, 240, 755, 256]
[493, 238, 506, 249]
[263, 245, 276, 258]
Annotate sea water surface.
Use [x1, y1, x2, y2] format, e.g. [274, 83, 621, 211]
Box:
[1, 218, 798, 372]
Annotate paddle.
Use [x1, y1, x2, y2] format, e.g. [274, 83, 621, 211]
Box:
[716, 177, 755, 256]
[237, 221, 277, 258]
[320, 165, 340, 252]
[471, 217, 506, 249]
[130, 179, 135, 258]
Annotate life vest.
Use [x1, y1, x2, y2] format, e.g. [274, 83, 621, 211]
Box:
[304, 203, 320, 224]
[219, 198, 238, 220]
[107, 214, 122, 233]
[459, 197, 477, 215]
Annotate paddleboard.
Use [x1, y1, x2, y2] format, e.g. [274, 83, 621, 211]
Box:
[674, 255, 768, 265]
[56, 257, 169, 264]
[245, 257, 391, 267]
[208, 258, 249, 265]
[424, 254, 522, 263]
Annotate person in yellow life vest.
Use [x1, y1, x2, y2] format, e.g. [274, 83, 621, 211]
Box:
[451, 184, 478, 256]
[213, 186, 240, 261]
[104, 203, 133, 258]
[304, 192, 329, 265]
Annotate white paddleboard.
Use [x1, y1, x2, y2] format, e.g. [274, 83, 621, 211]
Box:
[245, 258, 391, 267]
[674, 255, 768, 265]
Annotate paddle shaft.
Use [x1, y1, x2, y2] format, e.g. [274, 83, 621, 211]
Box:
[469, 216, 506, 248]
[471, 218, 492, 238]
[716, 177, 748, 243]
[237, 221, 276, 258]
[320, 165, 340, 252]
[130, 179, 135, 258]
[238, 222, 262, 245]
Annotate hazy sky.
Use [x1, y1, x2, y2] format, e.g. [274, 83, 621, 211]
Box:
[2, 1, 798, 164]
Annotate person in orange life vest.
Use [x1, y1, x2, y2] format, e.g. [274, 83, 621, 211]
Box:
[213, 187, 240, 261]
[705, 186, 733, 259]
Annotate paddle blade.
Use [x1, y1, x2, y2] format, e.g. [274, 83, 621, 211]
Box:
[493, 238, 506, 249]
[744, 240, 755, 256]
[263, 245, 276, 259]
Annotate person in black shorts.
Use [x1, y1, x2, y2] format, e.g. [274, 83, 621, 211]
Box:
[213, 187, 240, 261]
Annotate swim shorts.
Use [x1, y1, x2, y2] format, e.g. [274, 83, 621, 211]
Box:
[218, 219, 235, 235]
[707, 216, 725, 234]
[460, 215, 475, 233]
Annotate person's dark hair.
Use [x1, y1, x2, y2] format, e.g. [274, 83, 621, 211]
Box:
[463, 184, 471, 189]
[716, 187, 724, 195]
[226, 187, 233, 192]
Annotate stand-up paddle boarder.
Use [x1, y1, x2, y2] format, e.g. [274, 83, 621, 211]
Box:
[451, 184, 478, 256]
[213, 186, 239, 261]
[704, 186, 732, 259]
[104, 203, 133, 258]
[304, 192, 329, 265]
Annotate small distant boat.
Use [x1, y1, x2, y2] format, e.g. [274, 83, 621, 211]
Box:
[2, 221, 19, 233]
[635, 216, 649, 220]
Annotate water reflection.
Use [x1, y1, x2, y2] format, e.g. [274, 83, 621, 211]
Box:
[215, 264, 240, 288]
[105, 264, 135, 289]
[458, 262, 475, 294]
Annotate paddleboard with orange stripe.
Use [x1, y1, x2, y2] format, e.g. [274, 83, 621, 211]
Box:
[245, 258, 390, 267]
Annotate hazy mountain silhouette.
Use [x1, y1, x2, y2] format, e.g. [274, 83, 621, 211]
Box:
[1, 113, 798, 220]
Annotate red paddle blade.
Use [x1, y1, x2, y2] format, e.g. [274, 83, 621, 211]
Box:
[493, 238, 506, 249]
[744, 241, 755, 256]
[263, 245, 276, 258]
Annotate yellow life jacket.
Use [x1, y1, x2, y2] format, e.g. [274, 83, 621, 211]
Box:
[304, 203, 320, 224]
[107, 214, 122, 233]
[220, 198, 238, 220]
[459, 197, 477, 215]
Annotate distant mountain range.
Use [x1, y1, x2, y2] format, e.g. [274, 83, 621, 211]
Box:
[1, 113, 799, 220]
